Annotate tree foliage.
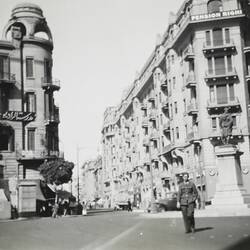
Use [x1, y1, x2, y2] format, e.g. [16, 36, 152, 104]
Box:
[39, 159, 74, 185]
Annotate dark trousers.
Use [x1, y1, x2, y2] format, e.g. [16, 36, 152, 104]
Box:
[181, 203, 195, 232]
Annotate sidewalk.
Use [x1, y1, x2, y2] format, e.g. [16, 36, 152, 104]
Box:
[139, 207, 250, 218]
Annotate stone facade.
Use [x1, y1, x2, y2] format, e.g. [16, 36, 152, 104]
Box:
[0, 3, 61, 216]
[101, 0, 250, 209]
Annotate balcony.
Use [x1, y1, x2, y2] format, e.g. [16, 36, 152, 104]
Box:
[143, 136, 150, 146]
[187, 102, 198, 115]
[209, 128, 243, 141]
[140, 103, 147, 110]
[185, 72, 196, 88]
[150, 130, 159, 141]
[148, 91, 156, 102]
[207, 97, 240, 111]
[183, 45, 195, 61]
[204, 68, 238, 82]
[0, 72, 16, 86]
[141, 117, 149, 128]
[143, 154, 150, 165]
[149, 110, 157, 121]
[41, 77, 60, 91]
[203, 40, 236, 55]
[16, 149, 62, 160]
[161, 98, 169, 111]
[151, 150, 159, 161]
[186, 131, 200, 143]
[163, 121, 170, 132]
[105, 131, 115, 137]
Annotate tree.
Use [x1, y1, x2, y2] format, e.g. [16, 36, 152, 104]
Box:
[39, 159, 74, 203]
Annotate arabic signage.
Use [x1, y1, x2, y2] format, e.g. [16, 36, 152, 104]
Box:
[0, 111, 36, 122]
[191, 9, 243, 22]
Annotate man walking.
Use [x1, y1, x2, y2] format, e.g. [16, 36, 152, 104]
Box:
[177, 173, 198, 233]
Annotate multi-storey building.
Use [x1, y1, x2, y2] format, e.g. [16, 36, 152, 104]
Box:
[0, 3, 61, 216]
[102, 0, 250, 209]
[80, 156, 103, 206]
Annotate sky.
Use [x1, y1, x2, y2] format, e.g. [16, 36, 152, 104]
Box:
[0, 0, 184, 165]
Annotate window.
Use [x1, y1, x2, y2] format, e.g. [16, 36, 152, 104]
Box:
[217, 85, 227, 104]
[26, 92, 36, 112]
[229, 84, 235, 101]
[212, 117, 217, 129]
[174, 102, 178, 114]
[208, 57, 213, 74]
[207, 0, 223, 13]
[227, 55, 232, 72]
[213, 28, 223, 46]
[172, 128, 175, 142]
[176, 127, 179, 139]
[170, 104, 173, 118]
[168, 79, 172, 95]
[26, 58, 34, 78]
[183, 99, 186, 113]
[225, 28, 230, 44]
[0, 56, 10, 79]
[27, 128, 35, 151]
[206, 31, 211, 46]
[232, 116, 236, 127]
[171, 55, 175, 64]
[173, 77, 176, 89]
[214, 56, 225, 75]
[44, 59, 52, 82]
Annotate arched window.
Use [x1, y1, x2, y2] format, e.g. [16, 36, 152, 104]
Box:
[0, 123, 14, 151]
[207, 0, 223, 13]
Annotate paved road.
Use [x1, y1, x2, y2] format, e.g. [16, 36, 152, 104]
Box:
[0, 212, 250, 250]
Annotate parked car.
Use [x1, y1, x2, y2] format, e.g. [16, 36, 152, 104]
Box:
[147, 192, 179, 213]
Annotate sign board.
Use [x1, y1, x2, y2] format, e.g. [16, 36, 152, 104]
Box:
[191, 9, 243, 22]
[0, 111, 36, 122]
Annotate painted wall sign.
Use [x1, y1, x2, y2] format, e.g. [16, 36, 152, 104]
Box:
[0, 111, 36, 122]
[191, 9, 243, 22]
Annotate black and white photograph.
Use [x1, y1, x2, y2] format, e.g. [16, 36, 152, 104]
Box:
[0, 0, 250, 249]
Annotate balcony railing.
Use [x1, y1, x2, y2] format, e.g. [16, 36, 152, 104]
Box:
[185, 72, 196, 88]
[203, 39, 236, 55]
[205, 68, 238, 82]
[0, 71, 16, 85]
[161, 98, 169, 110]
[207, 97, 240, 110]
[16, 149, 63, 160]
[148, 91, 156, 102]
[150, 130, 159, 141]
[41, 77, 60, 91]
[143, 136, 150, 146]
[209, 128, 243, 140]
[186, 131, 199, 143]
[163, 121, 170, 132]
[141, 117, 149, 127]
[183, 45, 195, 61]
[187, 102, 198, 115]
[149, 110, 157, 120]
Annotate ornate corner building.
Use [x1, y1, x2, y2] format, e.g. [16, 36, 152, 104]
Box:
[0, 4, 61, 216]
[101, 0, 250, 209]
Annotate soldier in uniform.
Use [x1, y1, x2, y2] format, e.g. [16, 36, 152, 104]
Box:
[177, 172, 198, 233]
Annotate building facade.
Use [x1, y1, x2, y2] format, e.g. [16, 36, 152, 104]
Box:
[80, 156, 103, 206]
[102, 0, 250, 209]
[0, 3, 61, 216]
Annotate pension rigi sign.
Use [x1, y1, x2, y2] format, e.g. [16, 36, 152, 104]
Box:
[0, 111, 36, 122]
[191, 9, 243, 22]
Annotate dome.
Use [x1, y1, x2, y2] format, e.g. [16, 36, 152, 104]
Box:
[11, 3, 43, 18]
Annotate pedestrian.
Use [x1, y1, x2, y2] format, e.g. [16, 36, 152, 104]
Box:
[127, 199, 132, 212]
[52, 202, 59, 218]
[82, 201, 87, 216]
[177, 172, 198, 234]
[63, 201, 69, 216]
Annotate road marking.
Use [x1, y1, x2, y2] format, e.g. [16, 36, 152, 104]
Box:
[80, 221, 143, 250]
[227, 235, 233, 238]
[209, 235, 215, 239]
[243, 234, 249, 237]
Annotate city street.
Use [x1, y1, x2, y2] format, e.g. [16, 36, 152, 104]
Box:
[0, 211, 250, 250]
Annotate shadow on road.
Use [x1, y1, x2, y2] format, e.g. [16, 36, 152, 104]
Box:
[223, 237, 250, 250]
[195, 227, 213, 232]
